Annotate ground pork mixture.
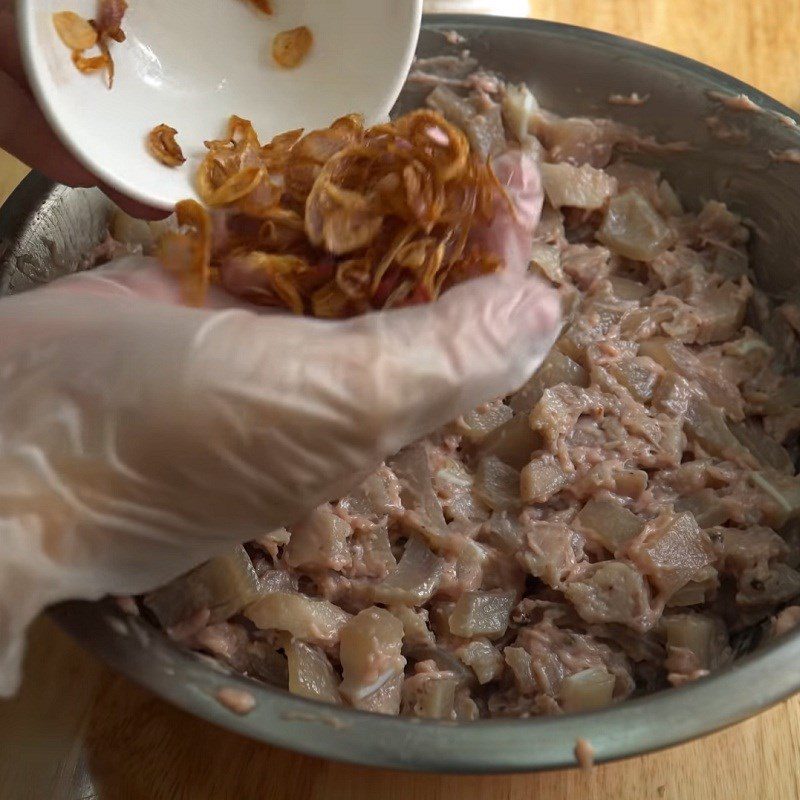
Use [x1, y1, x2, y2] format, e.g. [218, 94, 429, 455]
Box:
[132, 77, 800, 721]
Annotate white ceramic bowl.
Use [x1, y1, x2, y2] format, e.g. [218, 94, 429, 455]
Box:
[17, 0, 422, 209]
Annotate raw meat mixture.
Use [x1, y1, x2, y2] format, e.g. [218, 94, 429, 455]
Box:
[134, 77, 800, 721]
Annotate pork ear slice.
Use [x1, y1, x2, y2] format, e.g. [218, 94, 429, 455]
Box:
[448, 590, 517, 639]
[389, 443, 447, 535]
[144, 545, 263, 629]
[662, 612, 731, 673]
[562, 561, 656, 632]
[456, 639, 505, 684]
[372, 536, 444, 606]
[517, 521, 583, 590]
[286, 640, 342, 704]
[505, 621, 636, 707]
[574, 497, 644, 555]
[473, 456, 522, 512]
[508, 349, 588, 416]
[520, 454, 570, 504]
[244, 593, 352, 647]
[540, 162, 617, 210]
[560, 667, 616, 712]
[285, 505, 353, 572]
[339, 607, 406, 712]
[626, 511, 716, 602]
[402, 669, 460, 720]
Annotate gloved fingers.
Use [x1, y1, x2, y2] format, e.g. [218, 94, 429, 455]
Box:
[33, 253, 559, 488]
[193, 269, 560, 486]
[341, 270, 560, 456]
[9, 253, 558, 546]
[0, 258, 560, 626]
[491, 148, 544, 234]
[167, 269, 559, 532]
[43, 258, 273, 312]
[472, 149, 543, 276]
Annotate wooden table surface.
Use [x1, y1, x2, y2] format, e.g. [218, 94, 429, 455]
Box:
[3, 1, 800, 798]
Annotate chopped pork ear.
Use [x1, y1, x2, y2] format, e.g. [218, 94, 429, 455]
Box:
[339, 607, 406, 712]
[138, 76, 800, 719]
[626, 512, 716, 601]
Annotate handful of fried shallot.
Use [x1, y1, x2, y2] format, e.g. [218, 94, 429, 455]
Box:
[159, 111, 509, 317]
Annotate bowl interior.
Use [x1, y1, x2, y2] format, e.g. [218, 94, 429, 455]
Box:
[4, 15, 800, 773]
[17, 0, 421, 209]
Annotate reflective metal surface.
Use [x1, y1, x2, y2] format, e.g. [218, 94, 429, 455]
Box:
[4, 15, 800, 773]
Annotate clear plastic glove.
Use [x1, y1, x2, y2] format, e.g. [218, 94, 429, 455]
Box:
[0, 150, 557, 695]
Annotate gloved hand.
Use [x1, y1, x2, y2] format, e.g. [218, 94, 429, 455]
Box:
[0, 150, 556, 696]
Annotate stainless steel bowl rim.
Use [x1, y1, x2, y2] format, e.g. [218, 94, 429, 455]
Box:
[4, 14, 800, 774]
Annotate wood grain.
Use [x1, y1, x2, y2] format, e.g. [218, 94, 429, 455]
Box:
[530, 0, 800, 110]
[3, 1, 800, 798]
[0, 151, 27, 206]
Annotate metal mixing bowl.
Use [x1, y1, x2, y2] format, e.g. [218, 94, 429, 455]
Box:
[3, 15, 800, 774]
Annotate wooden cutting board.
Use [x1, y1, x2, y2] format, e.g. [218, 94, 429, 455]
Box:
[2, 1, 800, 797]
